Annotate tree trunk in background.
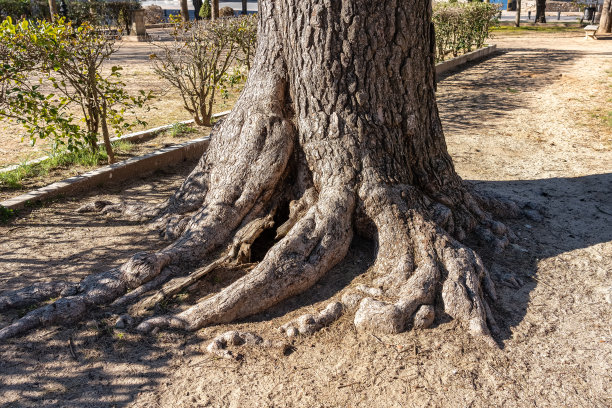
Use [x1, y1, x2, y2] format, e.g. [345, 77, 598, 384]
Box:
[48, 0, 58, 20]
[597, 0, 612, 33]
[0, 0, 521, 347]
[180, 0, 189, 22]
[211, 0, 219, 20]
[535, 0, 546, 23]
[515, 0, 522, 26]
[242, 0, 247, 15]
[193, 0, 203, 20]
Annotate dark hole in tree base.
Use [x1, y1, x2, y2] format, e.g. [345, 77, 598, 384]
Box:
[250, 199, 291, 262]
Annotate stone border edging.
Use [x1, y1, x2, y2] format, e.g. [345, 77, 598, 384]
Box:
[435, 45, 497, 75]
[0, 45, 497, 211]
[0, 111, 230, 174]
[1, 137, 210, 210]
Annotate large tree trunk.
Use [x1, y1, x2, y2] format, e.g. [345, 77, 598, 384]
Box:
[0, 0, 522, 347]
[535, 0, 546, 23]
[597, 0, 612, 34]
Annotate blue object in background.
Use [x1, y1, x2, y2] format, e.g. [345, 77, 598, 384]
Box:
[490, 0, 508, 11]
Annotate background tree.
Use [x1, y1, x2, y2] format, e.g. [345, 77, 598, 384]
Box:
[597, 0, 611, 34]
[0, 0, 523, 348]
[0, 18, 151, 162]
[180, 0, 188, 22]
[192, 0, 202, 20]
[48, 0, 57, 19]
[150, 19, 238, 126]
[211, 0, 218, 19]
[535, 0, 546, 22]
[199, 0, 210, 19]
[241, 0, 246, 15]
[515, 0, 522, 27]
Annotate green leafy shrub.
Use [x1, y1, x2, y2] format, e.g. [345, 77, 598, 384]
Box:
[199, 0, 211, 19]
[150, 19, 239, 126]
[0, 17, 151, 163]
[433, 2, 499, 62]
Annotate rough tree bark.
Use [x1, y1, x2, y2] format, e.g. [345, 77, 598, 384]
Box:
[535, 0, 546, 23]
[0, 0, 522, 347]
[597, 0, 612, 34]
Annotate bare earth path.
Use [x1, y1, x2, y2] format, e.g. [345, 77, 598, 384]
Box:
[0, 34, 610, 407]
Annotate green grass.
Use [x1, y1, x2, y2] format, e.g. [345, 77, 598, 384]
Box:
[0, 140, 133, 189]
[168, 122, 197, 138]
[491, 25, 583, 34]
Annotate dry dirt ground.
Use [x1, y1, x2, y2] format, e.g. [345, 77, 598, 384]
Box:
[0, 34, 610, 407]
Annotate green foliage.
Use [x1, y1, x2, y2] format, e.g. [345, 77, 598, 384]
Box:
[169, 122, 196, 137]
[150, 19, 241, 126]
[199, 0, 211, 20]
[0, 205, 15, 223]
[433, 2, 500, 62]
[0, 140, 133, 189]
[0, 0, 141, 29]
[0, 0, 33, 20]
[0, 17, 151, 163]
[231, 14, 257, 71]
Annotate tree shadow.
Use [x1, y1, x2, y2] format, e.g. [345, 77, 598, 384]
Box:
[436, 48, 590, 132]
[253, 172, 611, 349]
[0, 44, 610, 406]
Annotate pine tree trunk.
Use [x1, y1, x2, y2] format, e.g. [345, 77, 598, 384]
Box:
[535, 0, 546, 23]
[0, 0, 522, 347]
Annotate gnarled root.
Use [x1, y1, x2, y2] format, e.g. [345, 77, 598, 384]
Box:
[136, 186, 355, 333]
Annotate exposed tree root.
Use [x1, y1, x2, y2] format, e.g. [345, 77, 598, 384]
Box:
[0, 0, 527, 350]
[206, 331, 287, 360]
[136, 187, 355, 333]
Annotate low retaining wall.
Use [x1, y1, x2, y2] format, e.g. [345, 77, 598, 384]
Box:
[0, 111, 230, 175]
[436, 44, 497, 75]
[0, 46, 497, 211]
[1, 137, 209, 210]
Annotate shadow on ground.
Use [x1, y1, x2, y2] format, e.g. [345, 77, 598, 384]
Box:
[0, 46, 610, 407]
[437, 48, 596, 132]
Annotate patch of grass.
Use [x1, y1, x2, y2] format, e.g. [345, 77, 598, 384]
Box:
[0, 142, 132, 190]
[491, 25, 583, 34]
[168, 122, 197, 138]
[506, 87, 520, 93]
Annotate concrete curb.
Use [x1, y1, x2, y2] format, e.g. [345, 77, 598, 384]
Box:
[0, 111, 230, 174]
[1, 137, 210, 210]
[435, 45, 497, 76]
[0, 47, 497, 211]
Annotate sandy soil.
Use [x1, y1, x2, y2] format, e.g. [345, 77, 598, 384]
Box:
[0, 33, 610, 407]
